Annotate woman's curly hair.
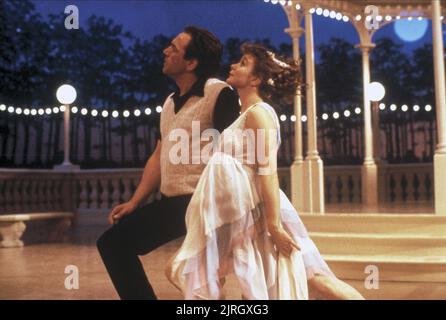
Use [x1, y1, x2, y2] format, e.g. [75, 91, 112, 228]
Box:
[241, 42, 303, 106]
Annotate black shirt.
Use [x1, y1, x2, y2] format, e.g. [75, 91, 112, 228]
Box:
[156, 78, 240, 140]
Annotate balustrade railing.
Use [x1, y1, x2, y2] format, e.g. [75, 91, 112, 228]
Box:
[0, 163, 434, 215]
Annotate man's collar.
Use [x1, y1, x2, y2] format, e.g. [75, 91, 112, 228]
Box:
[172, 77, 206, 100]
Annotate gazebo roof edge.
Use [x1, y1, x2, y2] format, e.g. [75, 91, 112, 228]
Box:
[284, 0, 446, 16]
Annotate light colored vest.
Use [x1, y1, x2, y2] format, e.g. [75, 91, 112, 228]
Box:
[160, 78, 230, 196]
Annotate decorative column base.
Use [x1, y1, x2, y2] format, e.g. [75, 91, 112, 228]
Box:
[291, 160, 306, 213]
[303, 157, 325, 214]
[361, 162, 378, 207]
[434, 152, 446, 215]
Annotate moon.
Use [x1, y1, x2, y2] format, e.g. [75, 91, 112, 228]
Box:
[394, 19, 429, 42]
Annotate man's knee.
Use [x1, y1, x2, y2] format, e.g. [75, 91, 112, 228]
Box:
[97, 227, 118, 253]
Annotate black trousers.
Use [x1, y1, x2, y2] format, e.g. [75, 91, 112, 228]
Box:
[96, 194, 192, 300]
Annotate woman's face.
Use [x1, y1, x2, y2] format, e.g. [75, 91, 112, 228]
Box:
[226, 54, 259, 89]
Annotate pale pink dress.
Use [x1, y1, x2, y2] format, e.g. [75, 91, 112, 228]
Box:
[166, 102, 335, 300]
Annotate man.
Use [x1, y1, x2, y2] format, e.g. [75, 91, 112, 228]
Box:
[97, 26, 240, 300]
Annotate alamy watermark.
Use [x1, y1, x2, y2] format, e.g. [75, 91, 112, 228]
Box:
[364, 265, 379, 290]
[64, 264, 79, 290]
[365, 5, 380, 30]
[64, 5, 79, 30]
[167, 121, 279, 175]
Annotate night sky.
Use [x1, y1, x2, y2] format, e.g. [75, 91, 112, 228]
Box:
[31, 0, 438, 58]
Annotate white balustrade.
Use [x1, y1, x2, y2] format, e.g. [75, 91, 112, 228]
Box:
[0, 164, 434, 215]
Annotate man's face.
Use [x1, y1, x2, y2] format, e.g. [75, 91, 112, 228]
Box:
[163, 32, 192, 78]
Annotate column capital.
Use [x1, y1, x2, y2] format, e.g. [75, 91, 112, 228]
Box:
[285, 26, 305, 39]
[355, 43, 376, 53]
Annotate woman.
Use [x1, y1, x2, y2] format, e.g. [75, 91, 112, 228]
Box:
[166, 43, 364, 300]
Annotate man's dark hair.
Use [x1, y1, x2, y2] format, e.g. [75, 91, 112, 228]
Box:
[183, 26, 222, 79]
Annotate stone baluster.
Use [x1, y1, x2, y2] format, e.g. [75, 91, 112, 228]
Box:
[122, 178, 132, 203]
[424, 173, 433, 202]
[78, 179, 88, 210]
[388, 174, 396, 202]
[325, 176, 332, 204]
[52, 179, 60, 211]
[21, 179, 30, 212]
[406, 173, 415, 202]
[413, 173, 421, 201]
[30, 180, 39, 211]
[344, 174, 350, 203]
[89, 178, 99, 210]
[5, 180, 14, 212]
[44, 179, 52, 210]
[335, 175, 343, 203]
[394, 172, 403, 203]
[347, 175, 354, 203]
[46, 179, 55, 211]
[355, 173, 362, 203]
[401, 174, 409, 202]
[13, 179, 22, 212]
[100, 178, 109, 210]
[111, 179, 120, 208]
[38, 180, 46, 211]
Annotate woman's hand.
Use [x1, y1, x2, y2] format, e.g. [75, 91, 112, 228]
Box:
[269, 226, 300, 258]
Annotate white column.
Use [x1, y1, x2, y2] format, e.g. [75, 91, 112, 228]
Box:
[432, 0, 446, 215]
[304, 10, 324, 214]
[54, 105, 79, 171]
[372, 101, 382, 164]
[63, 104, 71, 165]
[357, 43, 378, 207]
[285, 26, 305, 213]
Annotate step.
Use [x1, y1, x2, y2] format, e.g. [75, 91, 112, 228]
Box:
[323, 254, 446, 299]
[308, 232, 446, 256]
[300, 214, 446, 236]
[322, 254, 446, 283]
[341, 279, 446, 300]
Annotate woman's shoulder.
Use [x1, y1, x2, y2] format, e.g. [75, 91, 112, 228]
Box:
[245, 102, 279, 129]
[251, 102, 279, 118]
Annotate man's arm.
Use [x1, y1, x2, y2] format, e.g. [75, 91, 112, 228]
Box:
[108, 140, 162, 224]
[129, 139, 162, 206]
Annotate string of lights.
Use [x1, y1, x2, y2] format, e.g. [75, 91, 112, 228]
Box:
[264, 0, 445, 21]
[0, 103, 434, 122]
[0, 104, 163, 118]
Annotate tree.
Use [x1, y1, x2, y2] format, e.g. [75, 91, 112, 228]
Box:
[316, 38, 362, 164]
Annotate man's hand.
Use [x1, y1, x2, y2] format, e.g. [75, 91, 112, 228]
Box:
[108, 201, 138, 225]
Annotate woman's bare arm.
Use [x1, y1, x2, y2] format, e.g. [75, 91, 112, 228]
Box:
[245, 106, 299, 256]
